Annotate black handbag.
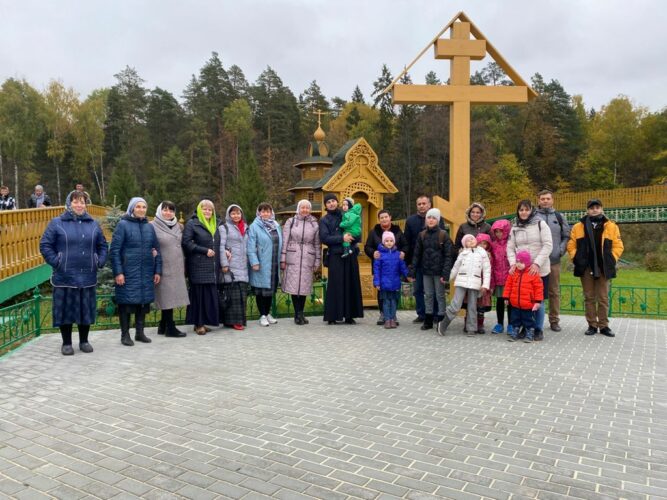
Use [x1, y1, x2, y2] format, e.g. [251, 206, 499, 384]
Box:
[218, 270, 235, 310]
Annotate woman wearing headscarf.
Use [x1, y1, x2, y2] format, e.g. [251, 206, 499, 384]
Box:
[507, 199, 553, 341]
[151, 201, 189, 338]
[247, 202, 282, 327]
[40, 190, 108, 355]
[219, 204, 249, 330]
[319, 193, 364, 324]
[110, 197, 162, 346]
[182, 199, 221, 335]
[280, 199, 321, 325]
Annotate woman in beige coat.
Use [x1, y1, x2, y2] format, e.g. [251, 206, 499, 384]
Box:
[151, 201, 189, 337]
[507, 199, 553, 340]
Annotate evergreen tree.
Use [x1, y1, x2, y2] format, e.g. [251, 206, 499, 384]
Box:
[298, 80, 330, 138]
[107, 153, 140, 207]
[351, 85, 365, 104]
[229, 143, 265, 223]
[371, 64, 395, 172]
[228, 64, 249, 98]
[146, 87, 184, 166]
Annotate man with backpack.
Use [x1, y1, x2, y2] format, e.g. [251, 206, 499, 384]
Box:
[536, 189, 571, 332]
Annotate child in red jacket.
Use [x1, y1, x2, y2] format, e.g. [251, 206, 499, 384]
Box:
[503, 250, 543, 343]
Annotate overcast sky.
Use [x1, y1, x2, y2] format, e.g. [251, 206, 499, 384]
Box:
[2, 0, 666, 112]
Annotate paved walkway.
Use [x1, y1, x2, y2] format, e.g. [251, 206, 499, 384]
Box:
[0, 312, 666, 500]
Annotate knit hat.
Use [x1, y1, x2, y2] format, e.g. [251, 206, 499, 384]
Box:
[343, 197, 355, 209]
[323, 193, 338, 204]
[587, 198, 603, 209]
[382, 231, 395, 244]
[425, 208, 441, 220]
[516, 250, 532, 267]
[461, 234, 476, 247]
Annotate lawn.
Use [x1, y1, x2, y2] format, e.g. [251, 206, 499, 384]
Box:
[559, 261, 667, 288]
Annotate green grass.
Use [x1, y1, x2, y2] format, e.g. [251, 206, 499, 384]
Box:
[559, 262, 667, 288]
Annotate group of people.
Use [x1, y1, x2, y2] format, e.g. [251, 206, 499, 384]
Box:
[38, 188, 623, 356]
[0, 183, 92, 210]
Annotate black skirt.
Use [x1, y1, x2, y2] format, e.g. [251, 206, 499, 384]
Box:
[220, 281, 248, 326]
[323, 251, 364, 322]
[52, 286, 97, 327]
[186, 283, 220, 326]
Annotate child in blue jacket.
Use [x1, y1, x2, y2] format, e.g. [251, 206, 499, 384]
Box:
[373, 231, 409, 329]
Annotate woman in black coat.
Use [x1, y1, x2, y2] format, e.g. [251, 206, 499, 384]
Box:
[182, 199, 221, 335]
[319, 193, 364, 324]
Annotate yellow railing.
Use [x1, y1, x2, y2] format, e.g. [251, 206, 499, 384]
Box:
[0, 205, 109, 280]
[485, 185, 667, 218]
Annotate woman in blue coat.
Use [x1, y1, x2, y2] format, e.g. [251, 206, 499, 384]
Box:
[110, 197, 162, 346]
[247, 202, 282, 327]
[40, 191, 108, 355]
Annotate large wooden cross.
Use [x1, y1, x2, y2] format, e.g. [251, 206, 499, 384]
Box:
[387, 12, 536, 238]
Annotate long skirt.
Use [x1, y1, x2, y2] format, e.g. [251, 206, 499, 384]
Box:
[221, 281, 248, 326]
[52, 286, 97, 327]
[323, 251, 364, 322]
[186, 284, 220, 326]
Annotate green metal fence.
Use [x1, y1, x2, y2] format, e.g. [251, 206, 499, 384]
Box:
[1, 281, 665, 355]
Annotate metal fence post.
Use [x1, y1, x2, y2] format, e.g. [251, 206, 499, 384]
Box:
[33, 286, 42, 337]
[608, 282, 613, 318]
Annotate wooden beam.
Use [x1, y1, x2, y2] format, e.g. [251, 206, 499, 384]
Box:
[434, 39, 486, 60]
[392, 84, 531, 105]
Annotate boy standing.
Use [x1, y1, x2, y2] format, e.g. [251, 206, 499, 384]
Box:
[567, 199, 623, 337]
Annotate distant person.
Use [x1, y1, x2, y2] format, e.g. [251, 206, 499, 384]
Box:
[39, 191, 107, 355]
[453, 202, 491, 253]
[535, 189, 571, 332]
[567, 199, 624, 337]
[0, 185, 17, 210]
[75, 183, 92, 204]
[27, 185, 52, 208]
[110, 197, 162, 346]
[403, 195, 446, 323]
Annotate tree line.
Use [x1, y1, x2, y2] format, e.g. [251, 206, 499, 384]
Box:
[0, 52, 665, 218]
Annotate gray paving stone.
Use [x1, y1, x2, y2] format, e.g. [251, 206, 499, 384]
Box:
[0, 314, 663, 500]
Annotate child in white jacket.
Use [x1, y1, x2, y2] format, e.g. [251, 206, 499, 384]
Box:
[438, 234, 491, 336]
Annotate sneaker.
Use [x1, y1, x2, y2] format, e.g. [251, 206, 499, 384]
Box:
[599, 327, 615, 337]
[413, 316, 425, 324]
[259, 315, 270, 327]
[585, 326, 597, 336]
[266, 314, 278, 324]
[507, 336, 516, 342]
[437, 316, 451, 336]
[533, 330, 544, 342]
[390, 320, 397, 329]
[377, 314, 385, 326]
[507, 325, 514, 336]
[492, 324, 504, 334]
[384, 320, 392, 329]
[523, 336, 534, 343]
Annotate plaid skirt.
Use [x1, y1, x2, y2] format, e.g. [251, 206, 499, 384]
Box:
[52, 286, 97, 327]
[220, 281, 248, 326]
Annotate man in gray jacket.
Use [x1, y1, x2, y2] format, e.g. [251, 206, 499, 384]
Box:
[536, 189, 571, 332]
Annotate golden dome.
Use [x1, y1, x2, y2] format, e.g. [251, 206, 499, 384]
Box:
[314, 125, 326, 142]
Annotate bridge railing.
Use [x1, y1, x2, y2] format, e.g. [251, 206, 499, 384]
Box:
[0, 205, 108, 281]
[484, 184, 667, 219]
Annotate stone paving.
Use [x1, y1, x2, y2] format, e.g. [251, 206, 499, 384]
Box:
[0, 311, 665, 500]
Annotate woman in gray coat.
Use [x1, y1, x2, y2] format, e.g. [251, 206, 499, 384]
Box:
[281, 199, 321, 325]
[219, 204, 249, 330]
[151, 201, 189, 338]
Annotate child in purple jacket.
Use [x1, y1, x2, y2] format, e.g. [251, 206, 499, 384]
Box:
[373, 232, 409, 329]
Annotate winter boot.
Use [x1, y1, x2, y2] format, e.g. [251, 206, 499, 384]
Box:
[165, 319, 186, 337]
[420, 314, 434, 331]
[299, 312, 309, 324]
[524, 328, 535, 343]
[437, 315, 452, 336]
[157, 317, 166, 335]
[134, 308, 152, 343]
[119, 306, 134, 346]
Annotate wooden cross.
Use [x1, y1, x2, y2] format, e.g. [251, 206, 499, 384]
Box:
[387, 12, 536, 238]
